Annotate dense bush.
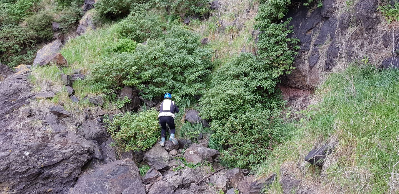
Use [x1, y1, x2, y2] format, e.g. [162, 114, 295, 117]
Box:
[95, 0, 149, 19]
[200, 53, 292, 168]
[179, 122, 207, 142]
[155, 0, 211, 19]
[56, 4, 83, 33]
[115, 11, 167, 43]
[198, 0, 300, 168]
[106, 38, 137, 53]
[106, 109, 160, 151]
[91, 25, 213, 101]
[56, 0, 84, 7]
[0, 0, 83, 67]
[26, 12, 54, 41]
[0, 24, 37, 66]
[0, 0, 41, 25]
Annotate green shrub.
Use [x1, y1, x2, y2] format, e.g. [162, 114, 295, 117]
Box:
[115, 11, 167, 43]
[179, 122, 206, 142]
[91, 25, 213, 101]
[56, 4, 83, 33]
[200, 53, 292, 168]
[95, 0, 147, 19]
[56, 0, 84, 7]
[106, 38, 137, 53]
[0, 24, 37, 66]
[0, 0, 41, 24]
[26, 12, 54, 41]
[155, 0, 211, 19]
[91, 53, 138, 94]
[106, 109, 160, 151]
[139, 164, 151, 176]
[210, 108, 291, 168]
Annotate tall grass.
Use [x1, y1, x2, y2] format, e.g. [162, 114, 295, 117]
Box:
[61, 22, 119, 73]
[258, 65, 399, 193]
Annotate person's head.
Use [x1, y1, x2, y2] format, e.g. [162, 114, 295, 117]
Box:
[164, 93, 172, 99]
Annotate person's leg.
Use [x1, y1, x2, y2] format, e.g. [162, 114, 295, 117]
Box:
[159, 117, 167, 146]
[166, 117, 177, 145]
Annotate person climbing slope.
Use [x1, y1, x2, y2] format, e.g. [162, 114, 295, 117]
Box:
[158, 93, 179, 146]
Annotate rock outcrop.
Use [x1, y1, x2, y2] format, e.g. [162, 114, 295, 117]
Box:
[0, 68, 96, 193]
[284, 0, 398, 89]
[69, 159, 146, 194]
[32, 39, 63, 66]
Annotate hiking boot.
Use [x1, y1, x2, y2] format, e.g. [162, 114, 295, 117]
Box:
[169, 137, 178, 145]
[160, 137, 165, 147]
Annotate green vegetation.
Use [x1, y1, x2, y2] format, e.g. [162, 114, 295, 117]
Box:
[258, 65, 399, 193]
[179, 122, 207, 142]
[139, 164, 151, 176]
[90, 25, 213, 101]
[379, 2, 399, 23]
[200, 53, 294, 168]
[0, 0, 83, 67]
[198, 0, 298, 169]
[61, 0, 298, 169]
[94, 0, 210, 21]
[106, 109, 160, 151]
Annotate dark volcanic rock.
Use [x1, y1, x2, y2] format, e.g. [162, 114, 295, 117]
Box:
[148, 181, 175, 194]
[77, 119, 107, 142]
[354, 0, 379, 31]
[50, 105, 71, 118]
[0, 129, 94, 193]
[83, 0, 95, 12]
[381, 57, 399, 68]
[0, 69, 97, 193]
[34, 91, 55, 100]
[164, 140, 179, 152]
[308, 48, 320, 68]
[77, 11, 96, 35]
[280, 173, 301, 194]
[143, 168, 162, 184]
[321, 0, 336, 18]
[144, 144, 172, 171]
[184, 143, 219, 164]
[0, 70, 32, 129]
[69, 159, 145, 194]
[0, 63, 14, 82]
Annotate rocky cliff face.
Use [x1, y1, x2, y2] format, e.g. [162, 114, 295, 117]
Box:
[284, 0, 398, 90]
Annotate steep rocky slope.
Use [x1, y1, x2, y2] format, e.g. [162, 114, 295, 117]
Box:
[284, 0, 398, 90]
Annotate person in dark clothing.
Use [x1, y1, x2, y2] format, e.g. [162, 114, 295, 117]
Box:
[158, 93, 179, 146]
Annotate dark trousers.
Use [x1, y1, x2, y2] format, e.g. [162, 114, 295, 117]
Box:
[159, 116, 175, 138]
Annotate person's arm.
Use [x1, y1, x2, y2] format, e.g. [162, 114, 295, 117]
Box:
[173, 102, 179, 113]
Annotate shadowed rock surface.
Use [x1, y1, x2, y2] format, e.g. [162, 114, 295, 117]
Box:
[69, 159, 145, 194]
[283, 0, 398, 90]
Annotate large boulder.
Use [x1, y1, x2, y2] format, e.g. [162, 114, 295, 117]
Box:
[33, 39, 63, 66]
[184, 143, 219, 164]
[144, 143, 172, 171]
[0, 123, 94, 193]
[69, 159, 146, 194]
